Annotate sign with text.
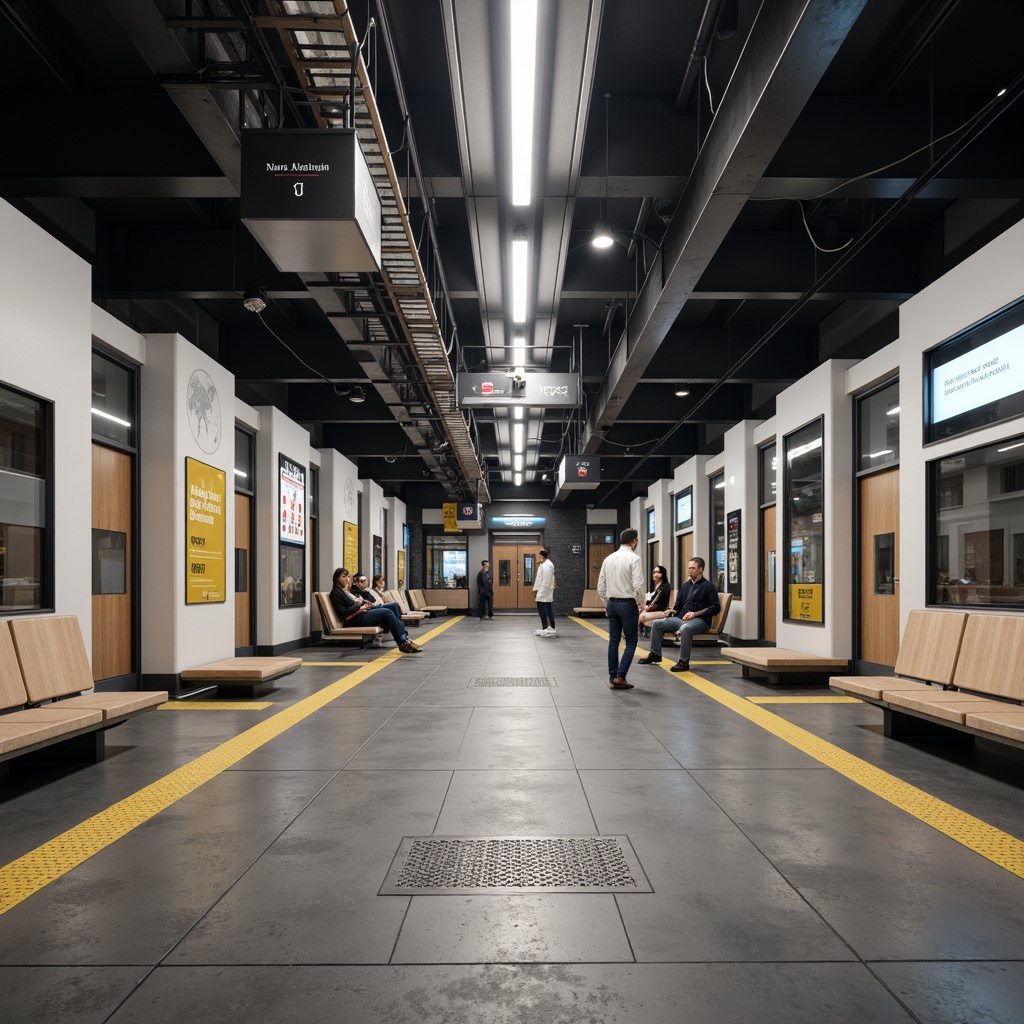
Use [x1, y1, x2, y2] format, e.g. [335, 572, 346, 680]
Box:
[456, 502, 483, 529]
[443, 502, 459, 532]
[185, 457, 226, 604]
[343, 521, 358, 573]
[279, 455, 306, 544]
[457, 372, 580, 408]
[557, 454, 600, 490]
[727, 509, 742, 599]
[788, 583, 823, 622]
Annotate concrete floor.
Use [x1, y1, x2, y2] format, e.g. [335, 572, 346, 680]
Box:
[2, 613, 1024, 1023]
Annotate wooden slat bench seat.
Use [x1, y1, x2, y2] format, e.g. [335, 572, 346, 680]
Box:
[408, 589, 448, 616]
[832, 612, 1024, 746]
[663, 592, 733, 647]
[572, 590, 606, 617]
[385, 590, 428, 625]
[179, 656, 303, 697]
[722, 646, 849, 685]
[314, 592, 384, 647]
[1, 616, 167, 766]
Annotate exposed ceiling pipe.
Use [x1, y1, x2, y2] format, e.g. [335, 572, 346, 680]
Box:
[674, 0, 726, 112]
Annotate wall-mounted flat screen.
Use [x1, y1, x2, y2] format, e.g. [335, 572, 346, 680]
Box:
[675, 487, 693, 530]
[925, 298, 1024, 443]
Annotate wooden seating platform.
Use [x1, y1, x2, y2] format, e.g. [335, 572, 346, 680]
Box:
[572, 590, 605, 617]
[1, 615, 167, 766]
[831, 610, 1024, 747]
[313, 592, 384, 646]
[722, 646, 849, 685]
[408, 589, 447, 616]
[385, 589, 428, 625]
[179, 656, 302, 697]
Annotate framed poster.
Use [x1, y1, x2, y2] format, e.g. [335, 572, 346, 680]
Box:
[727, 509, 742, 599]
[784, 417, 824, 623]
[343, 521, 358, 573]
[185, 457, 227, 604]
[278, 454, 306, 607]
[397, 550, 405, 588]
[373, 535, 382, 577]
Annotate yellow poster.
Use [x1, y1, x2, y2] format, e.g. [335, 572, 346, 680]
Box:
[397, 550, 405, 588]
[443, 502, 459, 532]
[343, 521, 359, 574]
[186, 457, 227, 604]
[789, 583, 823, 623]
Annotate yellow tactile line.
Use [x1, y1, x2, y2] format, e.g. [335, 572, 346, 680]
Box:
[748, 696, 861, 704]
[158, 701, 274, 711]
[570, 616, 1024, 878]
[0, 617, 463, 916]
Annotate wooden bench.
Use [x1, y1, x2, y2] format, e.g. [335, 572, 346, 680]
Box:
[313, 592, 384, 647]
[385, 589, 429, 625]
[1, 616, 167, 766]
[722, 645, 849, 685]
[573, 589, 606, 617]
[663, 592, 733, 647]
[179, 656, 302, 698]
[408, 589, 448, 616]
[833, 612, 1024, 746]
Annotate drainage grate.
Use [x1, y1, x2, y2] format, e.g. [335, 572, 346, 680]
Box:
[379, 836, 652, 894]
[470, 676, 556, 687]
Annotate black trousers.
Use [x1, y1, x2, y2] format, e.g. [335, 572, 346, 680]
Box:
[478, 594, 493, 618]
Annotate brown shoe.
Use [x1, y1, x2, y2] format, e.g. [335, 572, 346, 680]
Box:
[399, 641, 422, 653]
[609, 677, 634, 689]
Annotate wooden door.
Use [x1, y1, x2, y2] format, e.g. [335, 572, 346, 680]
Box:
[679, 532, 693, 585]
[91, 444, 132, 681]
[589, 543, 614, 588]
[762, 505, 777, 643]
[235, 492, 252, 650]
[492, 543, 537, 609]
[859, 467, 899, 666]
[649, 540, 660, 581]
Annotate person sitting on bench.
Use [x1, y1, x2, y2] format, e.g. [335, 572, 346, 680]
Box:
[638, 556, 719, 673]
[330, 568, 422, 653]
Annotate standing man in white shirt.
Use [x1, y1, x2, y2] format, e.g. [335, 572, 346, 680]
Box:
[597, 528, 646, 689]
[532, 548, 556, 636]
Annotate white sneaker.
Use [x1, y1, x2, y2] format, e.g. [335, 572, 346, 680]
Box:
[534, 629, 547, 635]
[540, 628, 556, 637]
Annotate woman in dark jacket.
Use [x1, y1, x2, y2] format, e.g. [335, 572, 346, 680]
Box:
[639, 565, 671, 636]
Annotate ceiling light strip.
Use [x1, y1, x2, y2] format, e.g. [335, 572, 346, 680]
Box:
[510, 0, 539, 206]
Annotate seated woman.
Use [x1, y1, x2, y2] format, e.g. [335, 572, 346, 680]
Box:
[372, 575, 389, 603]
[639, 565, 671, 636]
[329, 568, 421, 653]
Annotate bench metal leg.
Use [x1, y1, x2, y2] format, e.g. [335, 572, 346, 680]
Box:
[12, 730, 106, 766]
[884, 708, 974, 742]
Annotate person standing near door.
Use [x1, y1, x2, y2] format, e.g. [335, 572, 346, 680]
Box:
[597, 528, 645, 688]
[477, 560, 494, 620]
[533, 548, 556, 636]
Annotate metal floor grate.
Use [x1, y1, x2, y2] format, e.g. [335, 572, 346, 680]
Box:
[379, 836, 652, 894]
[470, 676, 556, 687]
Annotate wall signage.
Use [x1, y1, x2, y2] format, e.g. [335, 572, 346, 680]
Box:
[727, 509, 742, 600]
[457, 372, 580, 408]
[490, 515, 547, 527]
[279, 455, 306, 544]
[557, 455, 600, 490]
[185, 457, 226, 604]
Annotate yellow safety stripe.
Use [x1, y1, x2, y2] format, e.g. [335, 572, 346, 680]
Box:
[571, 616, 1024, 878]
[0, 617, 461, 916]
[158, 701, 274, 711]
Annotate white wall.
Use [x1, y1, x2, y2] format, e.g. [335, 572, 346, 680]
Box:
[318, 447, 361, 588]
[718, 420, 761, 640]
[140, 334, 236, 672]
[0, 201, 93, 638]
[254, 406, 312, 649]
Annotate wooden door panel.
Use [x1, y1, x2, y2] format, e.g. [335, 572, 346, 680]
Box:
[860, 468, 900, 666]
[91, 444, 132, 681]
[762, 505, 777, 643]
[589, 543, 613, 589]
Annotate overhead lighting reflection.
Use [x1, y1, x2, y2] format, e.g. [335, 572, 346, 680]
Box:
[514, 472, 523, 486]
[997, 441, 1024, 453]
[513, 422, 524, 453]
[91, 407, 131, 428]
[868, 450, 893, 458]
[510, 0, 538, 206]
[512, 234, 528, 322]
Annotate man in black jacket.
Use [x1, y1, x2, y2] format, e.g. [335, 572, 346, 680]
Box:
[476, 560, 494, 620]
[329, 568, 422, 653]
[638, 556, 719, 673]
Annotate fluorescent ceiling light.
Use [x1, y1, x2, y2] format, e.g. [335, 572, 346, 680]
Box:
[513, 333, 526, 364]
[91, 407, 131, 428]
[997, 441, 1024, 453]
[514, 472, 523, 486]
[513, 406, 523, 420]
[513, 422, 524, 453]
[510, 0, 538, 206]
[512, 236, 528, 322]
[514, 454, 523, 471]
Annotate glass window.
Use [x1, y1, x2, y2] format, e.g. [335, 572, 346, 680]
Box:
[710, 471, 725, 592]
[784, 417, 824, 623]
[425, 531, 468, 588]
[0, 382, 51, 612]
[92, 529, 126, 594]
[234, 427, 254, 494]
[91, 352, 134, 447]
[646, 508, 655, 537]
[857, 381, 899, 472]
[675, 487, 693, 529]
[930, 434, 1024, 608]
[759, 443, 777, 505]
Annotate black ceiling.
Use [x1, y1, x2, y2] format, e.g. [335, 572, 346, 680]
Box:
[3, 0, 1023, 510]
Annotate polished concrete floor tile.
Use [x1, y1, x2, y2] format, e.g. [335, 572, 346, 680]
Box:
[556, 706, 681, 769]
[432, 769, 595, 834]
[452, 707, 576, 769]
[342, 706, 474, 769]
[1, 966, 146, 1024]
[392, 894, 634, 963]
[105, 962, 917, 1024]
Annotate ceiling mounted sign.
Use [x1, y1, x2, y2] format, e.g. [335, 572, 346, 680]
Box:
[457, 372, 580, 408]
[241, 129, 381, 272]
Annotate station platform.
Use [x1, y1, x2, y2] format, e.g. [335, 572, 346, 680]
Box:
[2, 614, 1023, 1023]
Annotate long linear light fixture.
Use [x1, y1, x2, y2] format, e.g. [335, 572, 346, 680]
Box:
[512, 231, 528, 323]
[510, 0, 539, 206]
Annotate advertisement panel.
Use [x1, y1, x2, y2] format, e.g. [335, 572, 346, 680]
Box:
[343, 521, 359, 573]
[185, 457, 227, 604]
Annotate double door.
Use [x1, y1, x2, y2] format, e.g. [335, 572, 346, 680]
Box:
[492, 543, 537, 609]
